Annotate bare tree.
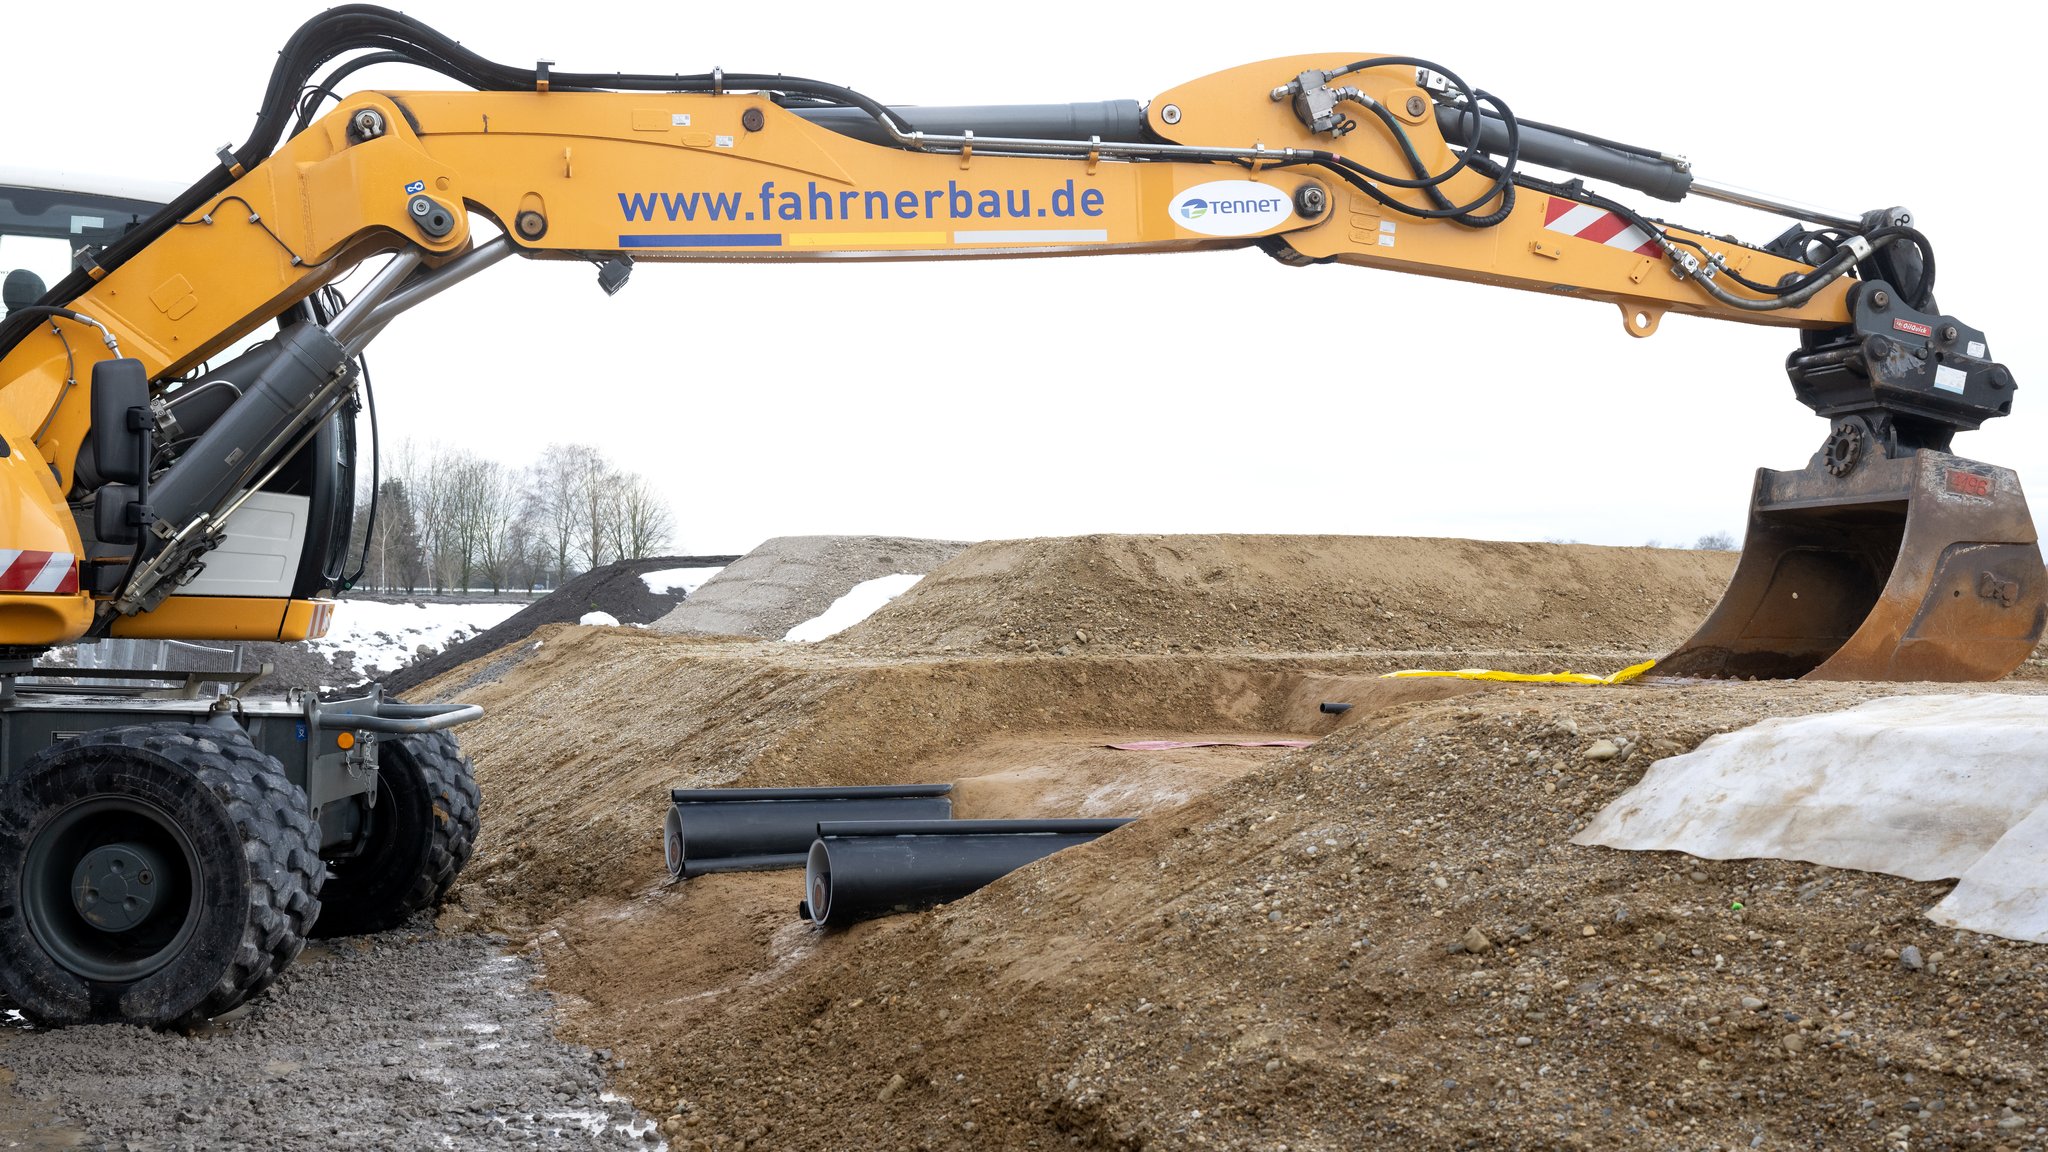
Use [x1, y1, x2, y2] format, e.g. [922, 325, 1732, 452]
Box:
[608, 471, 675, 559]
[377, 440, 670, 588]
[394, 440, 456, 592]
[527, 444, 592, 587]
[464, 457, 524, 593]
[362, 478, 424, 591]
[566, 445, 616, 571]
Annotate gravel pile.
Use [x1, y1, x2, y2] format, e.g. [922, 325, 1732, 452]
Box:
[653, 536, 968, 640]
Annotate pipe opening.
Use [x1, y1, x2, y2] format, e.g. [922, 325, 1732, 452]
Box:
[663, 805, 687, 878]
[805, 840, 833, 927]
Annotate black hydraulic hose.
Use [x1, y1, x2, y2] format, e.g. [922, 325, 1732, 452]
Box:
[1867, 224, 1936, 309]
[339, 353, 378, 591]
[663, 784, 953, 878]
[295, 49, 413, 132]
[0, 4, 915, 361]
[802, 818, 1130, 928]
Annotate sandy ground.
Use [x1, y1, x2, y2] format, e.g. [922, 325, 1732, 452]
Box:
[11, 532, 2048, 1150]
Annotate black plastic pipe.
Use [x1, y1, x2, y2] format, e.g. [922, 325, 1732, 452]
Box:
[803, 818, 1131, 928]
[663, 785, 952, 878]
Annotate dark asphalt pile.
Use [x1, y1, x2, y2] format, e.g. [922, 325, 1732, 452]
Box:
[383, 555, 735, 696]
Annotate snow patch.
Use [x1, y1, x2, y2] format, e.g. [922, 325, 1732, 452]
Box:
[641, 566, 725, 596]
[782, 573, 922, 643]
[580, 610, 621, 627]
[307, 600, 525, 676]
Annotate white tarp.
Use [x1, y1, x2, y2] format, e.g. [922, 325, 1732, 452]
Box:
[1572, 694, 2048, 942]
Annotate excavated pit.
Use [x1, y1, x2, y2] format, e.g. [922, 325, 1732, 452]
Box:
[401, 534, 2048, 1150]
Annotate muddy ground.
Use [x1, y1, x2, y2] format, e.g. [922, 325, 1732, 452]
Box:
[0, 928, 651, 1151]
[9, 533, 2048, 1150]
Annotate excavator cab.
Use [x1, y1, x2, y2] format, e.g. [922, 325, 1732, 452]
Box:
[1661, 276, 2043, 680]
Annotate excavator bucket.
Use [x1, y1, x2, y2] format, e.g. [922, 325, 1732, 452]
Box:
[1660, 450, 2047, 681]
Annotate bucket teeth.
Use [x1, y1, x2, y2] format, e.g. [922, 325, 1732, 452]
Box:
[1661, 450, 2046, 682]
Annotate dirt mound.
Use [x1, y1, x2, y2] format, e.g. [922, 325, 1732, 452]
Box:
[653, 535, 969, 640]
[407, 533, 2048, 1151]
[603, 678, 2048, 1151]
[421, 627, 1339, 917]
[831, 534, 1739, 658]
[382, 555, 734, 696]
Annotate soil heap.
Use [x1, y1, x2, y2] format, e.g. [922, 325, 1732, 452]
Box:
[653, 535, 969, 639]
[831, 534, 1738, 659]
[410, 533, 2048, 1151]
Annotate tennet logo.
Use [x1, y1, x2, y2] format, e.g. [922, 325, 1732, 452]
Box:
[1169, 180, 1292, 237]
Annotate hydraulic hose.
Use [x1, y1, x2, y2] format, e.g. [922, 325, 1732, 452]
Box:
[0, 4, 914, 361]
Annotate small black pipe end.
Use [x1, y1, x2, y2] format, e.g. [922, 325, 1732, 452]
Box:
[1319, 701, 1354, 715]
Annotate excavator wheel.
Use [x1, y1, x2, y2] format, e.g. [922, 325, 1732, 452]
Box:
[310, 730, 479, 938]
[0, 724, 322, 1028]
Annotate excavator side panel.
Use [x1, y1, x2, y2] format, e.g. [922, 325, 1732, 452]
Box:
[1663, 452, 2046, 681]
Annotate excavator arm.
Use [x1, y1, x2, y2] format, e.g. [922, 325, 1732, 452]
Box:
[0, 7, 2030, 679]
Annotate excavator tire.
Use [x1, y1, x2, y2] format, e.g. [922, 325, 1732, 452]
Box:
[310, 730, 479, 938]
[0, 724, 322, 1028]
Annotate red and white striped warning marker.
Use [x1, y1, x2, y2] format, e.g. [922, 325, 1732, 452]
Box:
[1544, 197, 1662, 257]
[0, 549, 80, 593]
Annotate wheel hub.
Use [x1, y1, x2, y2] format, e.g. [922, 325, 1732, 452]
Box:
[70, 842, 169, 933]
[23, 794, 203, 983]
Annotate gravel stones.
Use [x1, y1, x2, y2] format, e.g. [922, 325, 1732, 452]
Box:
[654, 536, 968, 639]
[0, 931, 651, 1151]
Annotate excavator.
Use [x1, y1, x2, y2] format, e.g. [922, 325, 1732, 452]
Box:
[0, 6, 2032, 1026]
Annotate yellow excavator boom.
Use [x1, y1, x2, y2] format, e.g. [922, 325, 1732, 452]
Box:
[0, 9, 2028, 679]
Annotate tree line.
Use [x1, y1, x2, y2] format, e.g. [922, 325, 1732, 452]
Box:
[352, 442, 674, 594]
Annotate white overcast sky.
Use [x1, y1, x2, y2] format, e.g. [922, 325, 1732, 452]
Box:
[4, 2, 2035, 555]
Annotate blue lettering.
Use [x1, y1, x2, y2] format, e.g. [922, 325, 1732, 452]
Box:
[622, 183, 1104, 230]
[1052, 180, 1075, 217]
